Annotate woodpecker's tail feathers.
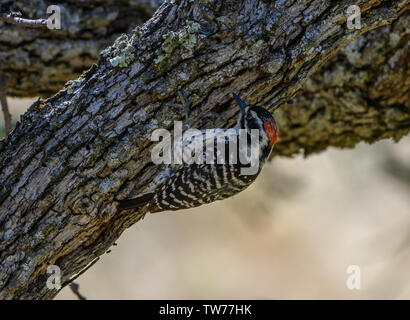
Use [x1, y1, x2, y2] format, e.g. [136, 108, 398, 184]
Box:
[118, 193, 155, 210]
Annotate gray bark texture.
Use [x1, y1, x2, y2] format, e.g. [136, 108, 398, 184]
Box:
[0, 0, 409, 299]
[0, 0, 163, 97]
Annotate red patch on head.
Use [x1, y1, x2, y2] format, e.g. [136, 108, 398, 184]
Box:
[264, 119, 278, 147]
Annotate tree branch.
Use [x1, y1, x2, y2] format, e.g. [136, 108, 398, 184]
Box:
[69, 282, 87, 300]
[0, 12, 48, 28]
[0, 0, 165, 97]
[0, 0, 408, 300]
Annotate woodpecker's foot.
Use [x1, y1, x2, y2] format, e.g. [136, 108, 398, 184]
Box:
[165, 89, 190, 123]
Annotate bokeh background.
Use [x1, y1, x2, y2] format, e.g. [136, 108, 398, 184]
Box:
[2, 98, 410, 299]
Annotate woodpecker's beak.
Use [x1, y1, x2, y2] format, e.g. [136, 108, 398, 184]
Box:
[233, 93, 247, 114]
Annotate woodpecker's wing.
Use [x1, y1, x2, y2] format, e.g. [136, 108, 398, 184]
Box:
[147, 162, 257, 213]
[169, 128, 241, 169]
[119, 129, 246, 212]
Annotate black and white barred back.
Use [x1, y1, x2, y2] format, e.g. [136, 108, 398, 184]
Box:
[118, 93, 278, 213]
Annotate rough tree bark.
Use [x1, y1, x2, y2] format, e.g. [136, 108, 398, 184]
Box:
[1, 0, 408, 151]
[0, 0, 163, 97]
[277, 10, 409, 156]
[0, 0, 408, 299]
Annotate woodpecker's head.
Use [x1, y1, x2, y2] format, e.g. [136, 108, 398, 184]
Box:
[233, 93, 278, 148]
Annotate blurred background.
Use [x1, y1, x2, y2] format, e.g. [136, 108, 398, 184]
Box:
[2, 98, 410, 299]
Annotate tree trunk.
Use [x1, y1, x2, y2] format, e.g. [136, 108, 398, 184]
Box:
[0, 0, 408, 299]
[1, 0, 408, 151]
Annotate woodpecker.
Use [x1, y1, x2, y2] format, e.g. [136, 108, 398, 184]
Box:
[118, 93, 278, 213]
